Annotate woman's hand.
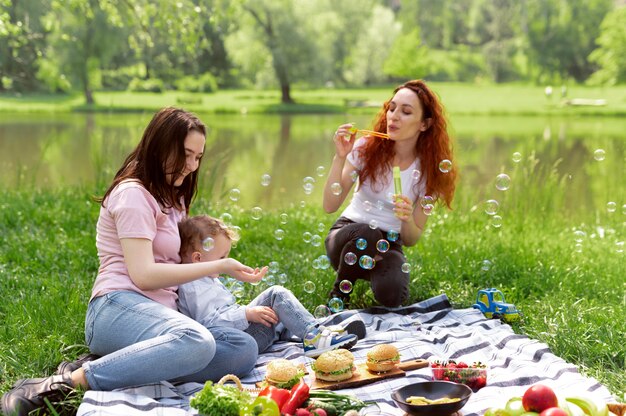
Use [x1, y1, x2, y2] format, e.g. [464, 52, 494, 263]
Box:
[245, 306, 279, 327]
[333, 123, 356, 159]
[393, 194, 414, 222]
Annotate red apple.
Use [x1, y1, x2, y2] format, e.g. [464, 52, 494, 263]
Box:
[539, 408, 568, 416]
[522, 384, 559, 413]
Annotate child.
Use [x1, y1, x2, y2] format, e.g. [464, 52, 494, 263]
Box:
[176, 215, 366, 358]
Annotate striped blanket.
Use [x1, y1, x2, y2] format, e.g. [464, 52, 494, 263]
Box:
[77, 294, 614, 416]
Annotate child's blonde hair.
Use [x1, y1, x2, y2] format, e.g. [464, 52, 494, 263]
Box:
[178, 215, 239, 257]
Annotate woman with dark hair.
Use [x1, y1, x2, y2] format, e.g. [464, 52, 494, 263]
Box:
[2, 107, 267, 416]
[323, 80, 457, 308]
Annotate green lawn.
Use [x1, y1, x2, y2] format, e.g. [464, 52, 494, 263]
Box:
[1, 83, 626, 116]
[0, 176, 624, 413]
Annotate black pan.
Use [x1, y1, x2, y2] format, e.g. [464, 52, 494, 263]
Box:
[390, 381, 472, 416]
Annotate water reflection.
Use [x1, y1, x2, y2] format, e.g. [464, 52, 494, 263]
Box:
[0, 113, 623, 215]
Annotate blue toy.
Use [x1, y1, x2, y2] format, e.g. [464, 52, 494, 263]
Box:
[472, 288, 521, 323]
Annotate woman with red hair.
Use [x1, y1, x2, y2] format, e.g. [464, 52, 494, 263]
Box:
[323, 80, 457, 307]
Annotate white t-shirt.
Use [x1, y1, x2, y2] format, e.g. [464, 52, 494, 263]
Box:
[90, 180, 185, 310]
[340, 138, 425, 232]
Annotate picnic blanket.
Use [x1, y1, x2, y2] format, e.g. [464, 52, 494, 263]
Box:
[77, 294, 615, 416]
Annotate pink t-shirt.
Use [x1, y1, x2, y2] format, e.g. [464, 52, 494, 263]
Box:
[90, 180, 185, 310]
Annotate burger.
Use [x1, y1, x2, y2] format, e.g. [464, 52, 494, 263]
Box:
[366, 344, 400, 373]
[264, 359, 305, 389]
[311, 349, 355, 382]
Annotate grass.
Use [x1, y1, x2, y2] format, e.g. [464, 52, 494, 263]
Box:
[1, 82, 626, 117]
[0, 147, 624, 414]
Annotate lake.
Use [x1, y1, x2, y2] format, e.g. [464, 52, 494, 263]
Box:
[0, 112, 624, 218]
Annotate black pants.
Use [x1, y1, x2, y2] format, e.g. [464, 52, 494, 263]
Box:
[324, 217, 409, 307]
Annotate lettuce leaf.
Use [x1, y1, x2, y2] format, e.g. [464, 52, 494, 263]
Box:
[189, 381, 251, 416]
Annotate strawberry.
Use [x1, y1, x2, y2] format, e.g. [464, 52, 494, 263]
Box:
[456, 361, 469, 369]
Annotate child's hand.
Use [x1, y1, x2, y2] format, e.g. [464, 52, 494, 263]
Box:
[393, 194, 414, 222]
[222, 260, 268, 283]
[245, 306, 279, 327]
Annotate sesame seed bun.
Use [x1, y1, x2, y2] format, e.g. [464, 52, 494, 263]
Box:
[312, 349, 355, 382]
[366, 344, 400, 373]
[265, 359, 303, 388]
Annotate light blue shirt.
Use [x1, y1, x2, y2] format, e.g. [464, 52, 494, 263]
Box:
[177, 277, 249, 330]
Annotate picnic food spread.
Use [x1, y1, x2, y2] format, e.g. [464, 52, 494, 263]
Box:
[365, 344, 401, 373]
[311, 350, 356, 382]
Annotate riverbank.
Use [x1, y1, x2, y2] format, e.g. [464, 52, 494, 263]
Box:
[1, 82, 625, 116]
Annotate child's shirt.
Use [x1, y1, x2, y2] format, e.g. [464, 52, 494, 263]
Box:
[177, 277, 249, 330]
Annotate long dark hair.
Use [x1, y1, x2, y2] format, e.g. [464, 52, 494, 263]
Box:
[359, 79, 457, 208]
[97, 107, 206, 213]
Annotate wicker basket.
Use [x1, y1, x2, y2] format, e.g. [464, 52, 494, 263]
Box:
[217, 374, 261, 395]
[608, 403, 626, 416]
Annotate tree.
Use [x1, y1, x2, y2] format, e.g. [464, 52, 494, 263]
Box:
[383, 28, 430, 80]
[588, 6, 626, 85]
[37, 0, 123, 103]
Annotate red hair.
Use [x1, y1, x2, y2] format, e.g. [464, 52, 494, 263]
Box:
[357, 80, 457, 209]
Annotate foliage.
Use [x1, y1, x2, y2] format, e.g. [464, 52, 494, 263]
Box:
[127, 77, 164, 93]
[174, 73, 219, 93]
[383, 28, 430, 80]
[588, 6, 626, 86]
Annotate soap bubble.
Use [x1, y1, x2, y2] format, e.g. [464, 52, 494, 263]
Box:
[423, 204, 434, 216]
[328, 297, 344, 313]
[491, 215, 503, 228]
[344, 252, 357, 265]
[339, 280, 353, 294]
[202, 237, 214, 252]
[316, 255, 331, 270]
[231, 282, 244, 298]
[313, 305, 331, 318]
[412, 169, 421, 181]
[274, 228, 285, 241]
[574, 243, 583, 253]
[420, 195, 435, 208]
[606, 202, 617, 213]
[363, 200, 372, 212]
[228, 188, 240, 201]
[330, 182, 343, 196]
[302, 232, 312, 243]
[280, 213, 288, 224]
[401, 263, 411, 273]
[376, 239, 390, 253]
[377, 200, 386, 210]
[261, 173, 271, 186]
[481, 259, 493, 272]
[616, 241, 624, 253]
[350, 170, 359, 182]
[316, 165, 326, 177]
[484, 199, 499, 215]
[303, 182, 314, 194]
[387, 230, 399, 242]
[512, 152, 522, 163]
[359, 255, 375, 270]
[251, 206, 263, 220]
[278, 273, 288, 284]
[356, 238, 367, 250]
[573, 230, 586, 243]
[268, 261, 280, 273]
[303, 176, 316, 184]
[318, 222, 326, 232]
[311, 235, 322, 247]
[303, 281, 316, 293]
[495, 173, 511, 191]
[438, 159, 452, 173]
[623, 204, 626, 215]
[220, 212, 233, 224]
[369, 219, 378, 229]
[593, 149, 606, 161]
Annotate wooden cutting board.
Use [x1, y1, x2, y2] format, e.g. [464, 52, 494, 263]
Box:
[309, 359, 429, 391]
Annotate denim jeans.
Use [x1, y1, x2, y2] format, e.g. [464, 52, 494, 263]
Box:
[245, 286, 317, 353]
[83, 290, 258, 390]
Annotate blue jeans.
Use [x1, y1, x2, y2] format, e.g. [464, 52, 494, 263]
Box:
[83, 291, 258, 391]
[245, 286, 316, 353]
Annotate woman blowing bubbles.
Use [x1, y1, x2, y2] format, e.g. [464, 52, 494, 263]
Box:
[2, 108, 267, 416]
[323, 80, 457, 308]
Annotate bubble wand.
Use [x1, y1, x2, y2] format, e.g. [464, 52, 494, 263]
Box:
[348, 126, 390, 139]
[393, 166, 402, 202]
